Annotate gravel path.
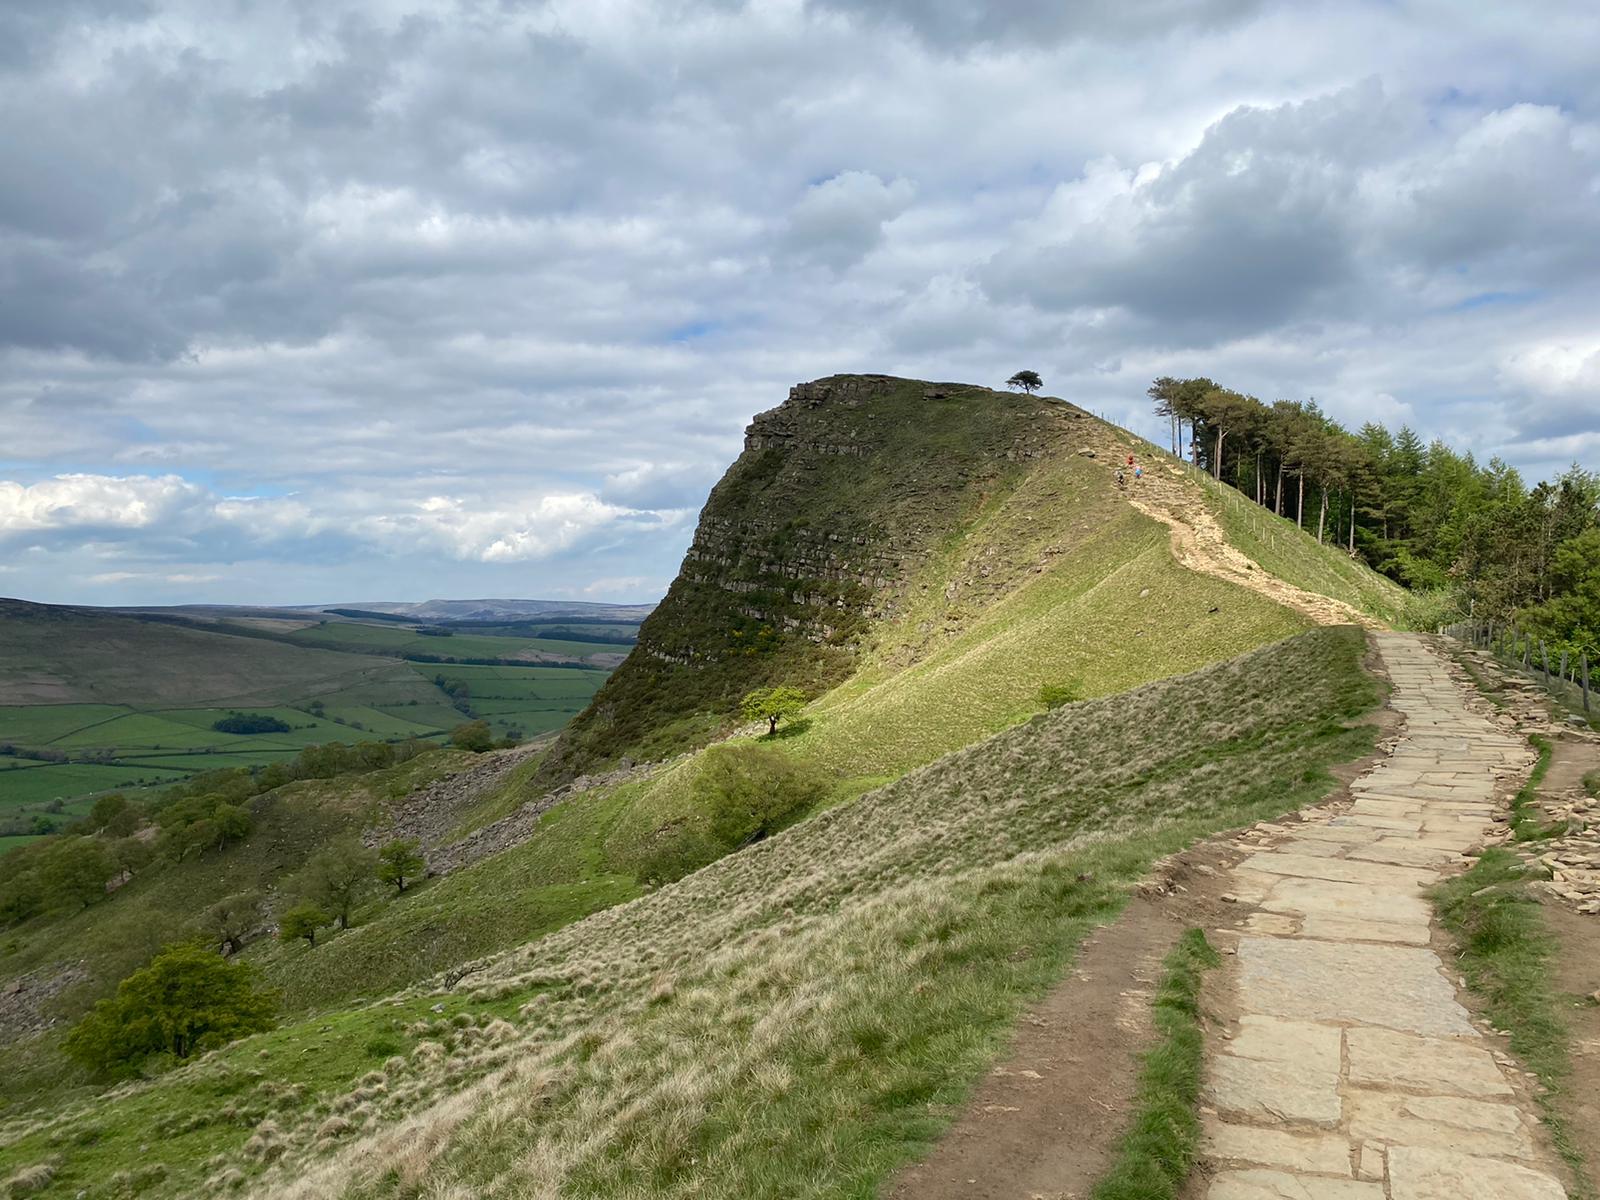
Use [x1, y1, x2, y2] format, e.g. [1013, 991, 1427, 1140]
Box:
[1199, 632, 1567, 1199]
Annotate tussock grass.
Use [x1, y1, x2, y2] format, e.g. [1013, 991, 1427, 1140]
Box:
[1091, 928, 1220, 1200]
[1432, 849, 1595, 1198]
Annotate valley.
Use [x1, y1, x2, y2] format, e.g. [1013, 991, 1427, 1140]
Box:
[0, 600, 638, 851]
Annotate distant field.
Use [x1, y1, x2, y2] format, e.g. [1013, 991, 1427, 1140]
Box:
[0, 667, 613, 826]
[285, 620, 628, 665]
[0, 600, 630, 827]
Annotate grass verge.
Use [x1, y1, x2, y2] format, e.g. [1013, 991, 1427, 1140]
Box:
[1091, 927, 1220, 1200]
[1432, 848, 1595, 1199]
[1511, 735, 1565, 842]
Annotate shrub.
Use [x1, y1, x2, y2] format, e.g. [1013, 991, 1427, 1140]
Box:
[739, 685, 807, 736]
[205, 891, 264, 956]
[278, 902, 330, 948]
[292, 839, 377, 929]
[449, 720, 495, 753]
[62, 945, 277, 1076]
[1038, 680, 1083, 709]
[699, 744, 829, 849]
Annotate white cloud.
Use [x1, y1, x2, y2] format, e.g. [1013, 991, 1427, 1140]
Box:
[0, 0, 1597, 605]
[782, 171, 916, 271]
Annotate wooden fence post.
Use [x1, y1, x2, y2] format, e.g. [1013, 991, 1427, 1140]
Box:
[1583, 652, 1591, 713]
[1540, 640, 1551, 687]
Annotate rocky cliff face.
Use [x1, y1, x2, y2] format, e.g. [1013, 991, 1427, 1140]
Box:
[536, 374, 1087, 782]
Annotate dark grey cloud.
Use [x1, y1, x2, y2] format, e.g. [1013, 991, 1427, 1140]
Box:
[805, 0, 1264, 48]
[0, 0, 1596, 605]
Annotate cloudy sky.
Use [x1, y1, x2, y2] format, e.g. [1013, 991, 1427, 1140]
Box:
[3, 0, 1598, 607]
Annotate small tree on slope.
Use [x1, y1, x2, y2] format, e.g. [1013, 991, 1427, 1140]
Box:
[740, 686, 807, 736]
[376, 839, 426, 894]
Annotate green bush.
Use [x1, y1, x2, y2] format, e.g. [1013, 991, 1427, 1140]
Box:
[449, 720, 495, 753]
[62, 945, 277, 1077]
[1039, 680, 1083, 709]
[639, 745, 829, 885]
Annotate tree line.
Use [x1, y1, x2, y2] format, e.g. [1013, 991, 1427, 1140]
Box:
[1148, 377, 1600, 656]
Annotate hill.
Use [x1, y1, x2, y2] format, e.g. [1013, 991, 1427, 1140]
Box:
[539, 374, 1393, 787]
[0, 627, 1382, 1197]
[0, 600, 440, 709]
[0, 375, 1416, 1197]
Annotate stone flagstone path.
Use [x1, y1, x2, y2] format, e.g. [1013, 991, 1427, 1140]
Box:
[1200, 632, 1570, 1200]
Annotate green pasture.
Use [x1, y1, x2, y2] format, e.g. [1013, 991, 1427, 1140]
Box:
[287, 622, 618, 663]
[0, 762, 192, 806]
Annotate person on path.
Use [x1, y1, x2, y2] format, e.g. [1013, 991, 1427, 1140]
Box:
[1114, 468, 1126, 490]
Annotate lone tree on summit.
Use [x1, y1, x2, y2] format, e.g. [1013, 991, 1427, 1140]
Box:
[741, 686, 807, 736]
[1006, 370, 1042, 395]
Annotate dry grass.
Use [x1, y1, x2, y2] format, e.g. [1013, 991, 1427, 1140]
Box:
[0, 628, 1376, 1198]
[243, 628, 1373, 1200]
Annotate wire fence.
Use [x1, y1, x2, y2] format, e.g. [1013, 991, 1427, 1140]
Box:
[1442, 618, 1593, 716]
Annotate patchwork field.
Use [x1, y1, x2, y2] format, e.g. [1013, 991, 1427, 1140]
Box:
[0, 601, 619, 850]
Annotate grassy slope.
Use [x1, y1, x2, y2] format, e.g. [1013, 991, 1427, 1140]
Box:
[538, 377, 1089, 782]
[0, 627, 1379, 1197]
[1434, 848, 1595, 1197]
[0, 603, 439, 709]
[0, 750, 477, 1112]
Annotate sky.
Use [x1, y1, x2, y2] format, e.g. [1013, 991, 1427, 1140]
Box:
[2, 0, 1598, 608]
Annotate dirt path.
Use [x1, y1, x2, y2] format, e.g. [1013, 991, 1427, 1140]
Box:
[1193, 632, 1568, 1199]
[1075, 424, 1380, 629]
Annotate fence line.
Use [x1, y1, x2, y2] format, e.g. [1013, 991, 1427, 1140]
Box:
[1441, 618, 1592, 716]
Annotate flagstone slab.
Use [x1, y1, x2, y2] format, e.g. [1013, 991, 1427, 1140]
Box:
[1297, 915, 1431, 945]
[1345, 1027, 1512, 1097]
[1387, 1146, 1566, 1200]
[1203, 1121, 1353, 1176]
[1236, 937, 1475, 1036]
[1207, 1055, 1342, 1126]
[1273, 838, 1351, 858]
[1281, 824, 1384, 845]
[1333, 814, 1424, 831]
[1258, 878, 1433, 927]
[1345, 1091, 1537, 1159]
[1208, 1170, 1384, 1199]
[1346, 841, 1460, 868]
[1240, 852, 1434, 889]
[1226, 1015, 1343, 1073]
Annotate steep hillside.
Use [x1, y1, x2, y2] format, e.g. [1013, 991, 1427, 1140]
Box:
[541, 374, 1368, 785]
[0, 628, 1381, 1197]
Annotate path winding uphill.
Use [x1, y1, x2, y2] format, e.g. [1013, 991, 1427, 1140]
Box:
[1201, 633, 1565, 1199]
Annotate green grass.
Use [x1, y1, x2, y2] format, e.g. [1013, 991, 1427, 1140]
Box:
[1198, 472, 1411, 624]
[0, 763, 193, 805]
[0, 627, 1381, 1198]
[0, 674, 607, 819]
[1510, 735, 1566, 842]
[1432, 848, 1595, 1199]
[0, 750, 481, 1116]
[288, 622, 623, 665]
[1091, 928, 1220, 1200]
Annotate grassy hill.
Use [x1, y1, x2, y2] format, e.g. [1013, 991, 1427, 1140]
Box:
[0, 375, 1417, 1198]
[0, 627, 1381, 1198]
